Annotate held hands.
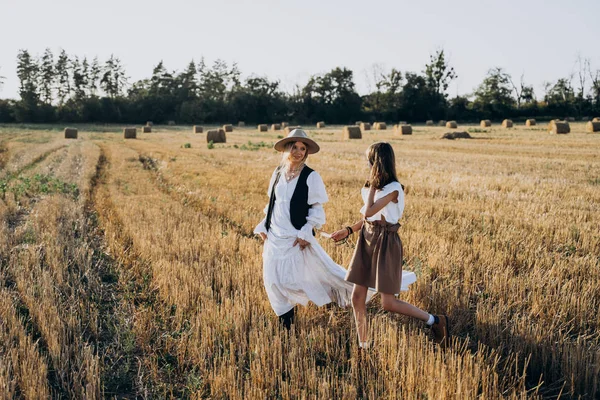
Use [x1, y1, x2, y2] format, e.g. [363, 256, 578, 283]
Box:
[293, 237, 310, 250]
[331, 228, 349, 242]
[259, 232, 267, 242]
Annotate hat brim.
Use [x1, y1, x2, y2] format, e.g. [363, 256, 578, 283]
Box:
[274, 137, 320, 154]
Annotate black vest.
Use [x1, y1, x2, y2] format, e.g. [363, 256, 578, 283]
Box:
[265, 166, 314, 232]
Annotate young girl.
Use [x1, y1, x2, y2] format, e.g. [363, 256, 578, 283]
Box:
[332, 142, 449, 348]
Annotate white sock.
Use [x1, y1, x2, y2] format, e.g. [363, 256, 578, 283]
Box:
[426, 314, 435, 326]
[359, 341, 369, 349]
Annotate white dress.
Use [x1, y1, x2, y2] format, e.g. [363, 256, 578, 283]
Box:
[254, 167, 361, 316]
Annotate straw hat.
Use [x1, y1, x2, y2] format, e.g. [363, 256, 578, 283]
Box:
[274, 129, 320, 154]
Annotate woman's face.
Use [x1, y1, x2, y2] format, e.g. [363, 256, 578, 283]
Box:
[288, 141, 307, 164]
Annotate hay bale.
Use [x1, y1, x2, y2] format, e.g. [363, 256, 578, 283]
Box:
[142, 126, 152, 133]
[360, 122, 371, 131]
[398, 121, 407, 125]
[207, 129, 226, 143]
[343, 126, 362, 139]
[271, 124, 281, 131]
[374, 122, 387, 130]
[502, 119, 513, 128]
[193, 125, 203, 133]
[316, 121, 325, 128]
[586, 121, 600, 133]
[426, 120, 434, 126]
[124, 128, 137, 139]
[397, 124, 412, 135]
[168, 121, 175, 126]
[238, 121, 245, 127]
[146, 121, 153, 127]
[548, 120, 570, 134]
[281, 122, 289, 128]
[592, 117, 600, 122]
[223, 124, 233, 132]
[284, 126, 301, 135]
[258, 124, 268, 132]
[525, 119, 536, 127]
[441, 131, 471, 140]
[445, 121, 458, 129]
[438, 120, 447, 126]
[480, 119, 491, 127]
[64, 128, 78, 139]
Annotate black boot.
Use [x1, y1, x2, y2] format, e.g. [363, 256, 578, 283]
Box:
[279, 308, 295, 330]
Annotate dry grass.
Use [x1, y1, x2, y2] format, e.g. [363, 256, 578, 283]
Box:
[0, 124, 599, 398]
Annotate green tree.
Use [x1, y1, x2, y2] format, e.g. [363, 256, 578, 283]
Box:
[88, 57, 101, 96]
[424, 49, 457, 97]
[544, 78, 575, 115]
[101, 55, 128, 98]
[472, 67, 516, 118]
[71, 56, 87, 100]
[16, 49, 39, 102]
[55, 49, 71, 105]
[39, 48, 54, 104]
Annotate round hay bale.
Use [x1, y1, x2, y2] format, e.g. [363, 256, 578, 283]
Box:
[193, 125, 203, 133]
[271, 124, 281, 131]
[146, 121, 153, 127]
[438, 120, 447, 126]
[548, 120, 570, 134]
[142, 126, 152, 133]
[124, 128, 137, 139]
[397, 124, 412, 135]
[360, 122, 371, 131]
[64, 128, 78, 139]
[480, 119, 491, 127]
[592, 117, 600, 122]
[207, 129, 226, 143]
[223, 124, 233, 132]
[374, 122, 387, 130]
[586, 121, 600, 133]
[281, 122, 289, 128]
[398, 121, 407, 125]
[445, 121, 458, 129]
[426, 120, 434, 126]
[238, 121, 245, 127]
[525, 119, 536, 127]
[316, 121, 325, 128]
[167, 121, 176, 126]
[258, 124, 268, 132]
[502, 119, 513, 128]
[343, 126, 362, 139]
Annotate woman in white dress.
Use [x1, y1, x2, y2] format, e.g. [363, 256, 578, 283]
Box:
[254, 129, 357, 329]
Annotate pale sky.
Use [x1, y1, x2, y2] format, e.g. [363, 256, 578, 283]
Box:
[1, 0, 599, 100]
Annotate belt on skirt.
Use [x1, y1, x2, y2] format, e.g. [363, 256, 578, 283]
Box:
[363, 219, 401, 233]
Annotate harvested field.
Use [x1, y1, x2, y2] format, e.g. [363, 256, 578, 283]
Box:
[0, 123, 598, 398]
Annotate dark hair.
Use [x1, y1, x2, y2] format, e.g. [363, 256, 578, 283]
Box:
[365, 142, 399, 190]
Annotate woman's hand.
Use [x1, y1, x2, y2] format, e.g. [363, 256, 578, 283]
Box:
[331, 228, 349, 242]
[293, 237, 310, 250]
[259, 232, 267, 242]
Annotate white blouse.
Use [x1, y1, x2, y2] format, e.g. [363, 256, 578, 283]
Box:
[360, 181, 405, 223]
[254, 167, 329, 241]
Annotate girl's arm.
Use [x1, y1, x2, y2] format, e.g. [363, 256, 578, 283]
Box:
[363, 186, 398, 218]
[331, 220, 363, 242]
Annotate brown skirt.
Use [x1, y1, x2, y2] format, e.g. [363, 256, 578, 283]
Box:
[345, 220, 403, 294]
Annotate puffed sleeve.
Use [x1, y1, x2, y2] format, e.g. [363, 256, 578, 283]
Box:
[297, 171, 328, 242]
[380, 181, 405, 218]
[254, 168, 279, 235]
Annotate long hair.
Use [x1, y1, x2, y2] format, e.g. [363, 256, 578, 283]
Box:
[279, 141, 309, 170]
[365, 142, 399, 189]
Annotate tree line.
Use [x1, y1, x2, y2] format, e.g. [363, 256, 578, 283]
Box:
[0, 48, 599, 124]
